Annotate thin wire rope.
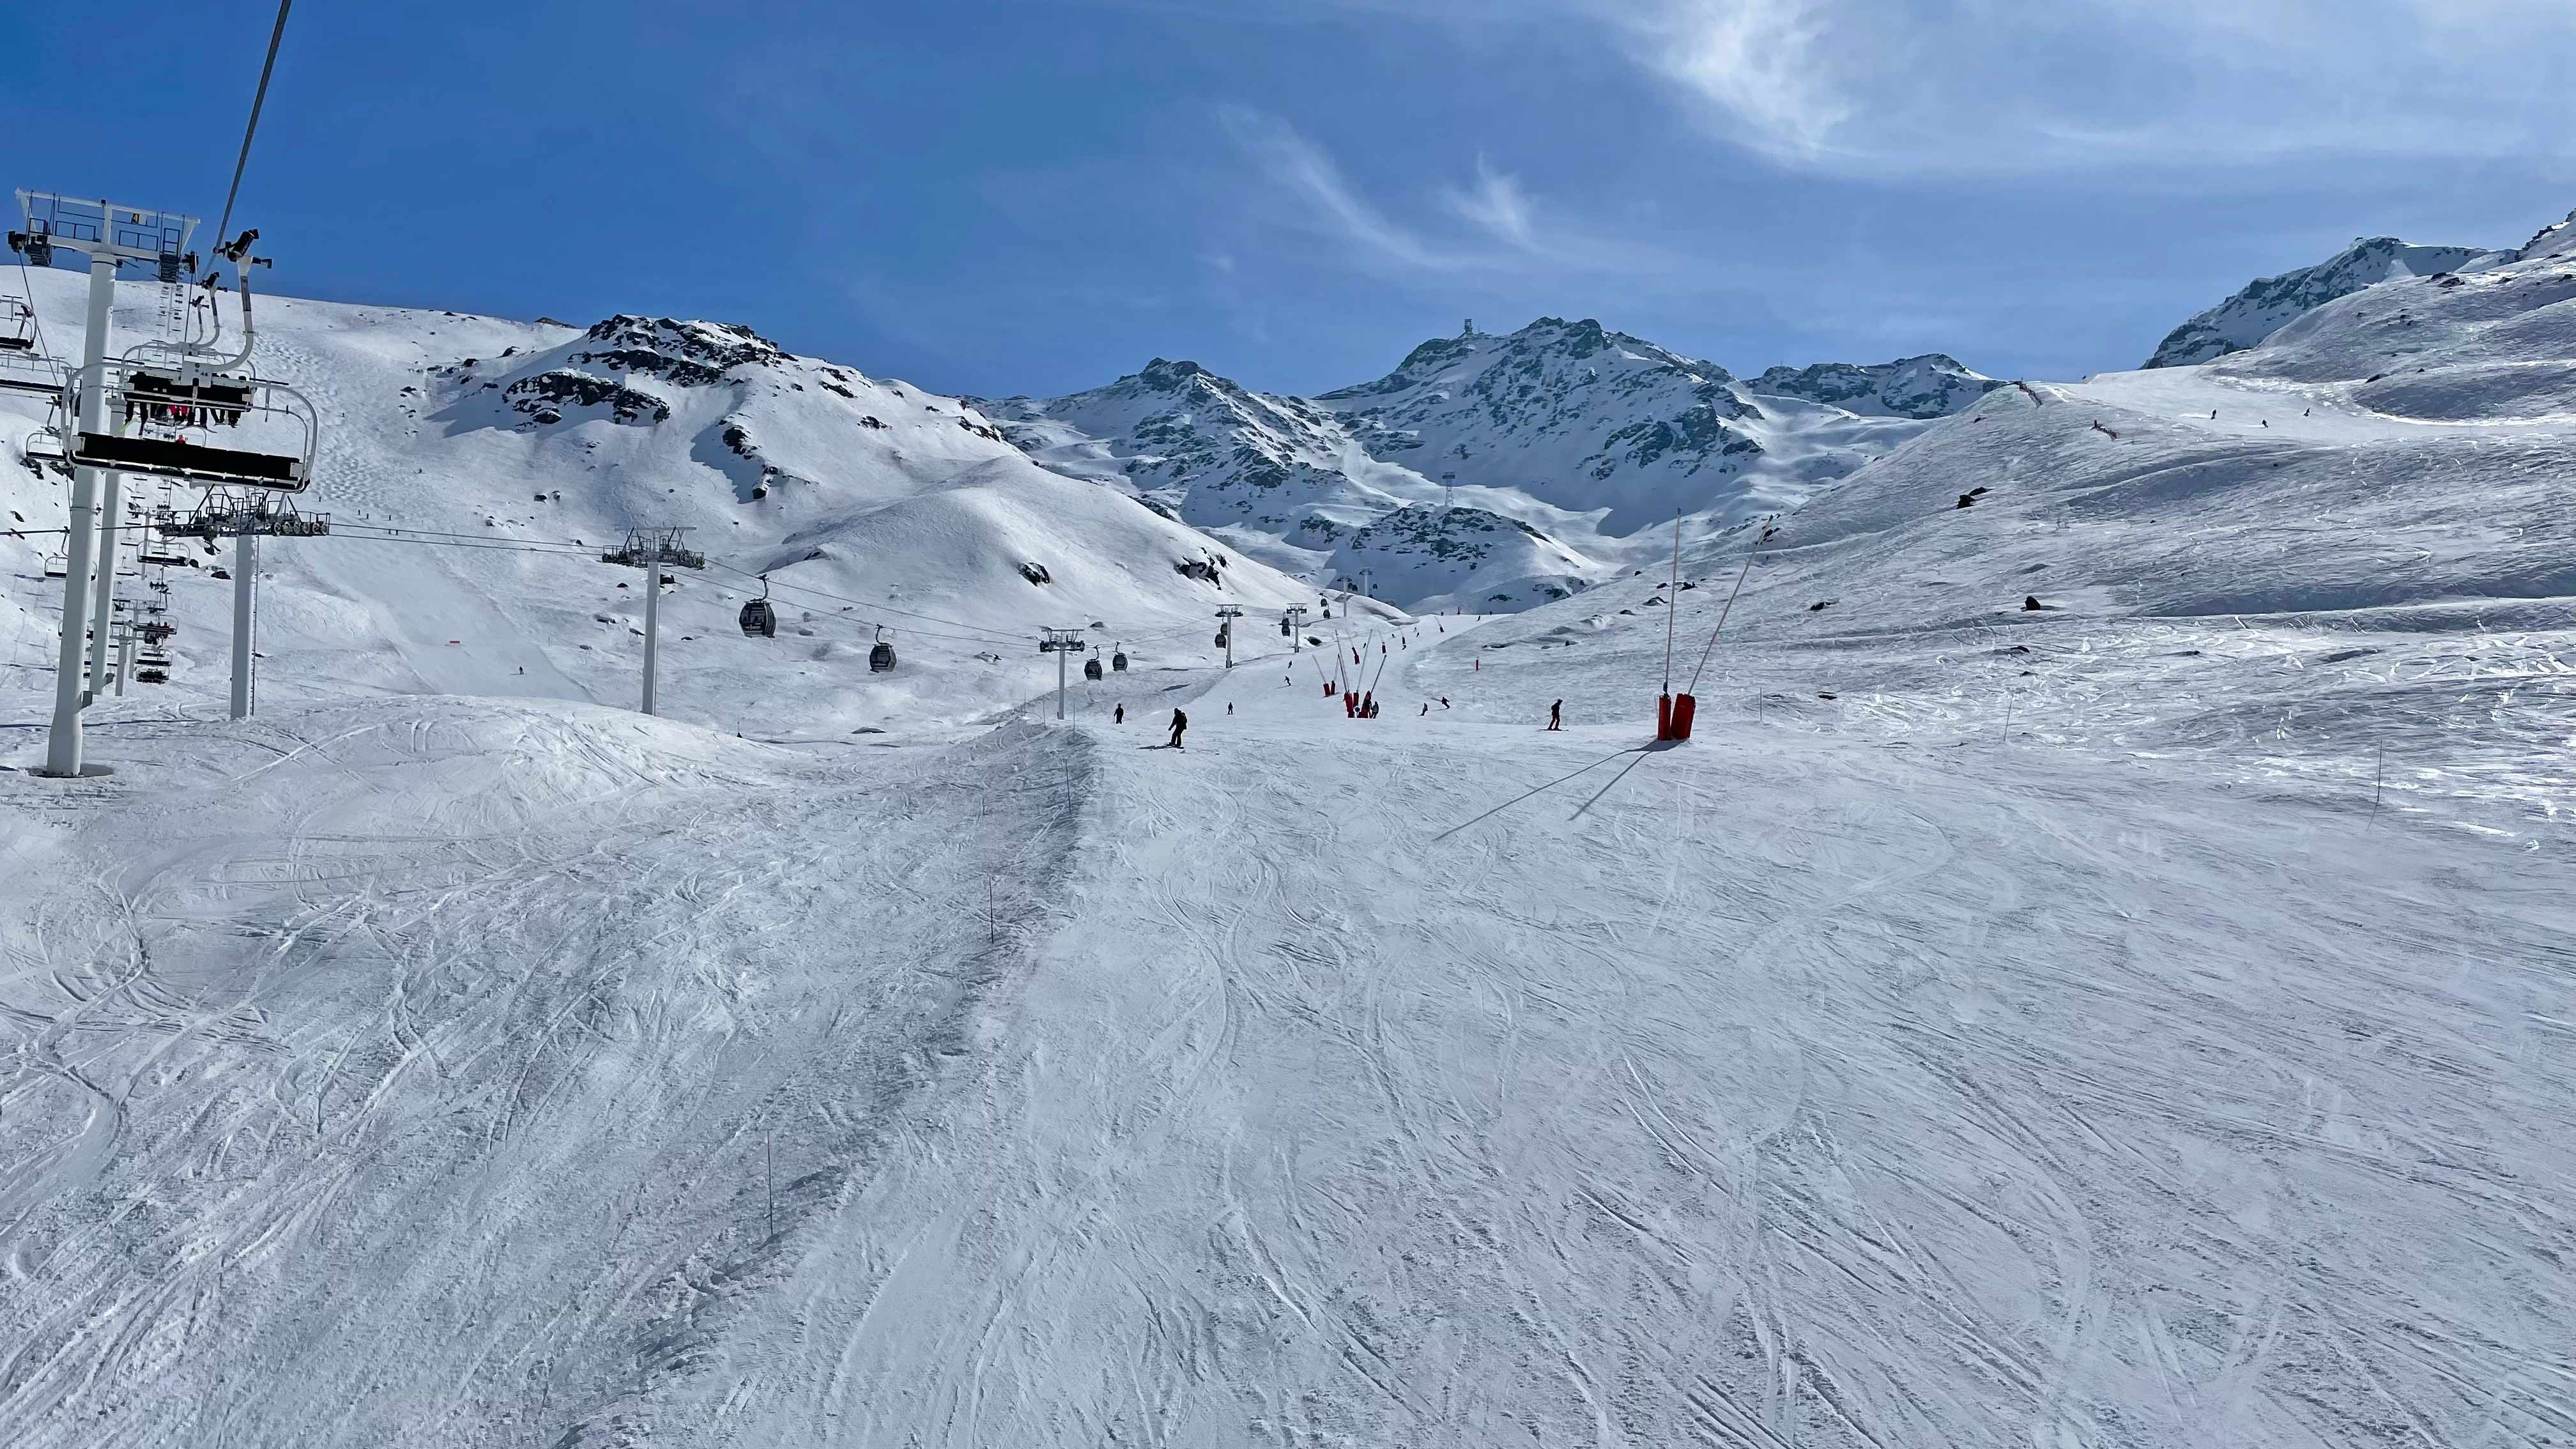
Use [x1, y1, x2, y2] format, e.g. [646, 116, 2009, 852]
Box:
[12, 250, 54, 363]
[699, 560, 1023, 643]
[1684, 523, 1774, 694]
[214, 0, 295, 252]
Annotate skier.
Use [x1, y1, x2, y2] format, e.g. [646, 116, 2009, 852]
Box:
[1439, 697, 1450, 709]
[1420, 703, 1429, 716]
[1227, 702, 1234, 716]
[1548, 700, 1562, 731]
[1168, 709, 1188, 748]
[1115, 703, 1124, 724]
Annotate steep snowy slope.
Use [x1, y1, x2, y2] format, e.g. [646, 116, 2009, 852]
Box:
[1, 272, 1315, 735]
[2143, 235, 2504, 368]
[990, 319, 2000, 613]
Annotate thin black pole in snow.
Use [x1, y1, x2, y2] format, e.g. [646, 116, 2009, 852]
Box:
[2372, 745, 2386, 818]
[1661, 509, 1682, 694]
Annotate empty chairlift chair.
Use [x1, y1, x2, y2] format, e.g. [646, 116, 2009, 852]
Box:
[869, 627, 897, 673]
[739, 576, 777, 638]
[0, 297, 34, 353]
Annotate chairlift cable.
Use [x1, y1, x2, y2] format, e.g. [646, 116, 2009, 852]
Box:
[698, 560, 1022, 643]
[213, 0, 296, 256]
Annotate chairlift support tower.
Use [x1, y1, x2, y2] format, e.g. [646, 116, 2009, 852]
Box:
[155, 493, 330, 718]
[1213, 604, 1243, 669]
[1283, 605, 1307, 652]
[601, 527, 704, 716]
[1038, 627, 1087, 721]
[12, 192, 197, 778]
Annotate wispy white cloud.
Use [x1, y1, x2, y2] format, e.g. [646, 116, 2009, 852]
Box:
[1218, 107, 1674, 278]
[1218, 106, 1455, 270]
[1609, 0, 2576, 174]
[1443, 156, 1540, 249]
[1288, 0, 2576, 176]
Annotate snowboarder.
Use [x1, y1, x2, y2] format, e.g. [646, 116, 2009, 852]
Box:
[1548, 700, 1562, 731]
[1168, 709, 1188, 748]
[1115, 703, 1124, 724]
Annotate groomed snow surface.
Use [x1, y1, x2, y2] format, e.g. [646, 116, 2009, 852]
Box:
[6, 238, 2576, 1445]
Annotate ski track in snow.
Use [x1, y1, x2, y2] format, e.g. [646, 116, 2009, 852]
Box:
[3, 640, 2572, 1446]
[3, 231, 2575, 1445]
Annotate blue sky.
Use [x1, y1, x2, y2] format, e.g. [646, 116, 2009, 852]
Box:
[6, 1, 2573, 399]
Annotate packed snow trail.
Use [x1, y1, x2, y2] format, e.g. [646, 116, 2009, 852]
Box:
[670, 663, 2575, 1446]
[0, 700, 1088, 1447]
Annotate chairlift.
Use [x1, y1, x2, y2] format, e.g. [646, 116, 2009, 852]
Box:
[42, 549, 68, 579]
[1111, 646, 1128, 673]
[739, 575, 777, 638]
[1084, 656, 1103, 681]
[0, 297, 33, 353]
[67, 359, 318, 491]
[136, 668, 169, 684]
[869, 627, 897, 673]
[20, 427, 68, 478]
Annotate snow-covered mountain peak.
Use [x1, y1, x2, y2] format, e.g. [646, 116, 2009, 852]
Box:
[2511, 206, 2576, 262]
[2143, 235, 2506, 369]
[1318, 316, 1735, 406]
[1747, 353, 2002, 419]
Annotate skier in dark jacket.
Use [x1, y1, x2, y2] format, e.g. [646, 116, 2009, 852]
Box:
[1115, 704, 1124, 724]
[1548, 700, 1562, 731]
[1169, 709, 1188, 748]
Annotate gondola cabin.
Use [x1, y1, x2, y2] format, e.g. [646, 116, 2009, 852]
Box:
[869, 629, 897, 673]
[739, 597, 776, 638]
[1083, 656, 1103, 681]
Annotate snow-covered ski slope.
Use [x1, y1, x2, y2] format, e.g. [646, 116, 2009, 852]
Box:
[4, 212, 2575, 1445]
[0, 267, 1314, 737]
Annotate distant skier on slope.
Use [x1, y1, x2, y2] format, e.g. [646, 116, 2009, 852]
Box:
[1115, 703, 1124, 724]
[1168, 709, 1188, 748]
[1548, 700, 1562, 731]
